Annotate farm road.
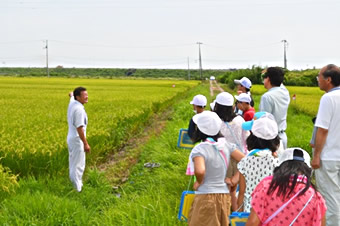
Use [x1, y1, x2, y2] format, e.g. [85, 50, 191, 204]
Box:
[210, 79, 224, 96]
[97, 105, 172, 185]
[99, 80, 224, 184]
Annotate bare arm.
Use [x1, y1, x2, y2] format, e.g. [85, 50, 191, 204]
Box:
[237, 173, 246, 212]
[321, 215, 326, 226]
[231, 149, 245, 162]
[193, 156, 205, 190]
[246, 209, 261, 226]
[311, 127, 328, 169]
[76, 126, 90, 153]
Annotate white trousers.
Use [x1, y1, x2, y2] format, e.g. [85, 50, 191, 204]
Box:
[67, 137, 85, 192]
[315, 160, 340, 226]
[278, 132, 287, 149]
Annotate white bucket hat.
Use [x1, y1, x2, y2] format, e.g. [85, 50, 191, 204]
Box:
[242, 112, 278, 140]
[234, 93, 251, 103]
[193, 111, 222, 136]
[278, 148, 311, 168]
[190, 94, 207, 107]
[216, 92, 234, 106]
[234, 77, 252, 89]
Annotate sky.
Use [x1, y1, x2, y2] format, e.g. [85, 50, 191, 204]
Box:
[1, 0, 340, 70]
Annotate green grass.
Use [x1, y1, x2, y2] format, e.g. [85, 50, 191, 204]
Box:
[0, 81, 321, 225]
[0, 82, 210, 225]
[0, 77, 199, 177]
[250, 84, 320, 155]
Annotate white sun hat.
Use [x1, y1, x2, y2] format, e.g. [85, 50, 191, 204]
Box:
[234, 77, 252, 89]
[190, 94, 207, 107]
[216, 92, 234, 106]
[193, 111, 222, 136]
[234, 93, 251, 103]
[242, 112, 278, 140]
[278, 147, 311, 168]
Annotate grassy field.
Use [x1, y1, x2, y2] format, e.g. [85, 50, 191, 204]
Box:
[0, 79, 209, 225]
[0, 79, 324, 225]
[251, 84, 323, 152]
[0, 77, 199, 177]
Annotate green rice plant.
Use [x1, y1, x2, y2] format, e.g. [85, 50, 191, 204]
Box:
[90, 83, 211, 225]
[0, 77, 199, 177]
[0, 82, 209, 226]
[250, 84, 321, 154]
[0, 164, 18, 201]
[251, 85, 323, 117]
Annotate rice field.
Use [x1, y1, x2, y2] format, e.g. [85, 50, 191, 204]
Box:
[251, 84, 323, 116]
[0, 77, 199, 177]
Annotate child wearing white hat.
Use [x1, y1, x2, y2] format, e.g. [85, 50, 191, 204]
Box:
[187, 94, 207, 142]
[237, 113, 281, 213]
[248, 148, 327, 225]
[188, 111, 245, 226]
[212, 92, 250, 211]
[234, 77, 254, 107]
[234, 93, 255, 122]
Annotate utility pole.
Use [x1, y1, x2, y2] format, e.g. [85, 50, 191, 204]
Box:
[197, 42, 203, 80]
[45, 40, 49, 78]
[187, 57, 191, 80]
[282, 40, 288, 69]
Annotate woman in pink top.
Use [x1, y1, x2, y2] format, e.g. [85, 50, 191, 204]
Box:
[246, 148, 327, 226]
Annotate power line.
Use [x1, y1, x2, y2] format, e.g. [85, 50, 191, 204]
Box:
[49, 39, 195, 49]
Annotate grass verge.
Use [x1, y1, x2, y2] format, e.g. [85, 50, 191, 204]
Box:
[0, 83, 210, 225]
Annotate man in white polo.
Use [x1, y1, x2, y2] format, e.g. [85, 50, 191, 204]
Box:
[67, 87, 90, 192]
[260, 67, 290, 149]
[312, 64, 340, 226]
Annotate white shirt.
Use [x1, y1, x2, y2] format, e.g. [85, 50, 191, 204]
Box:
[259, 84, 290, 132]
[191, 138, 236, 194]
[220, 115, 249, 154]
[67, 97, 88, 142]
[315, 88, 340, 160]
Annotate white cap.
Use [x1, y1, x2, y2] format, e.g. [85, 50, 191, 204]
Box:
[242, 113, 278, 140]
[279, 148, 311, 168]
[234, 93, 251, 103]
[190, 94, 207, 107]
[216, 92, 234, 106]
[234, 77, 252, 89]
[193, 111, 222, 136]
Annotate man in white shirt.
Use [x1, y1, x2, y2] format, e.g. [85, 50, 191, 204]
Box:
[67, 87, 90, 192]
[312, 64, 340, 226]
[259, 67, 290, 149]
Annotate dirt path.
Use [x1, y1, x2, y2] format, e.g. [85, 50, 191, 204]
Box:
[99, 80, 225, 185]
[97, 108, 172, 185]
[209, 79, 224, 96]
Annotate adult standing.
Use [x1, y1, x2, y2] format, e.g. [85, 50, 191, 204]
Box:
[312, 64, 340, 226]
[260, 67, 290, 149]
[67, 87, 90, 192]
